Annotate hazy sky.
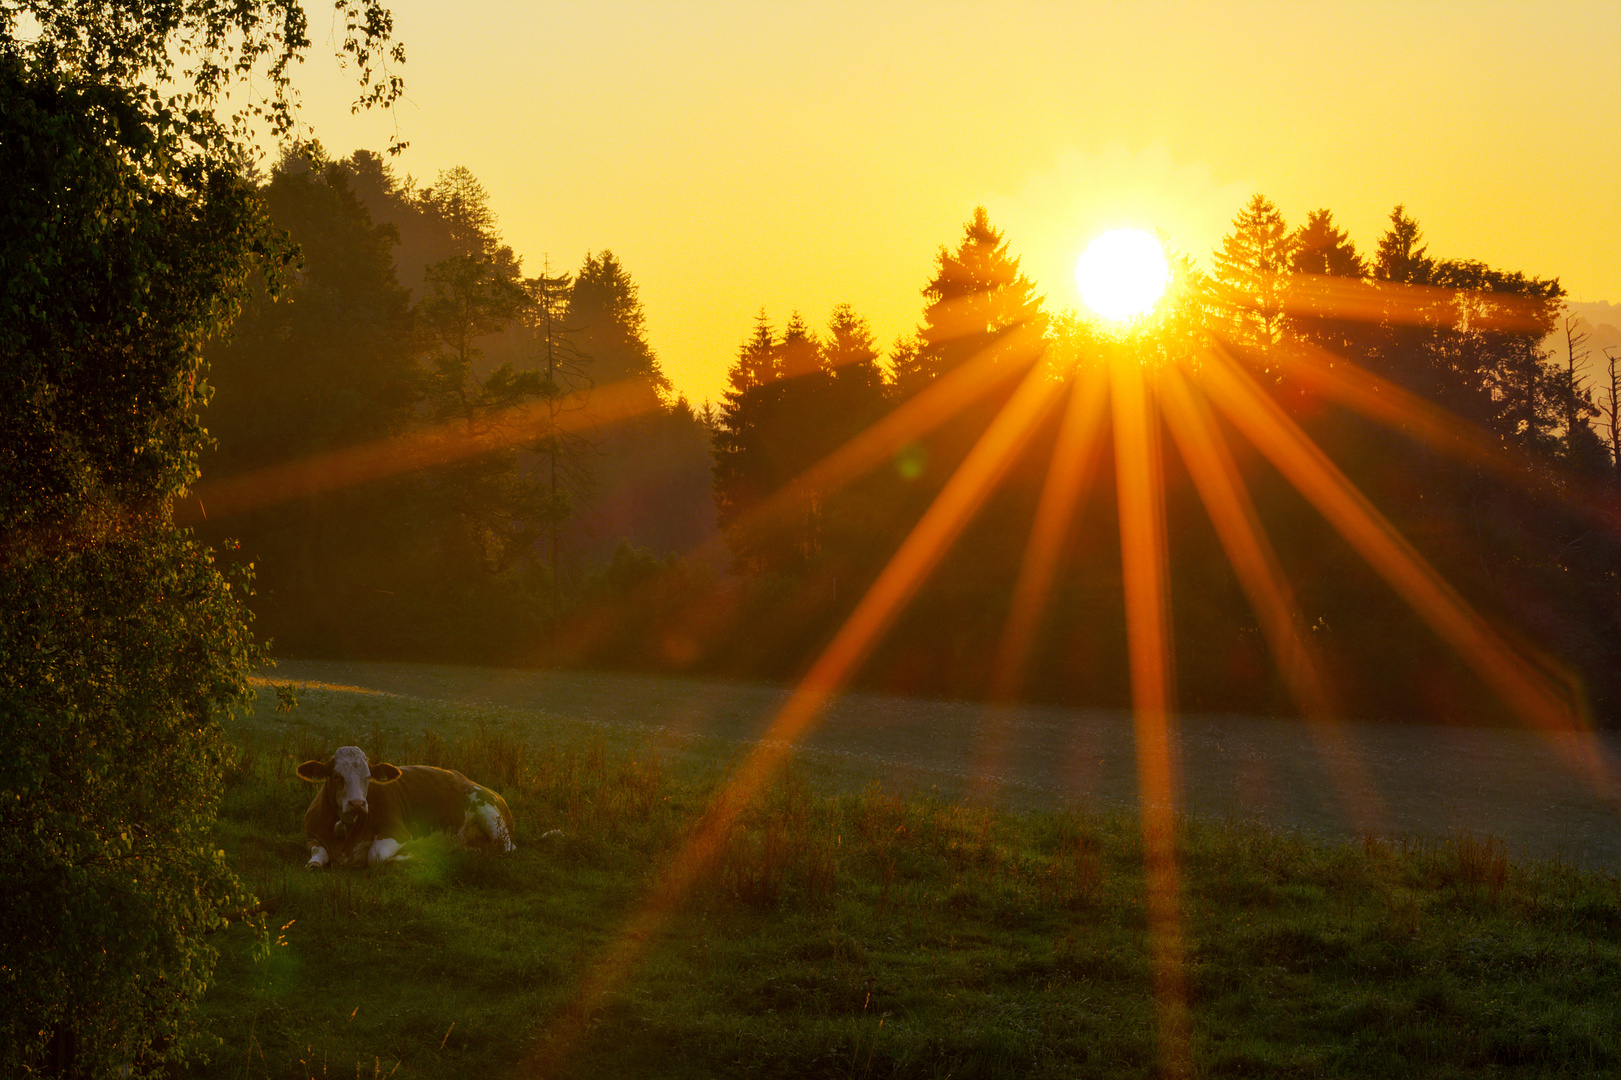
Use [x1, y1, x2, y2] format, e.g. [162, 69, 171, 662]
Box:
[288, 0, 1620, 405]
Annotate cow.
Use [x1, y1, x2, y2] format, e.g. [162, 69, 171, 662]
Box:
[296, 745, 516, 868]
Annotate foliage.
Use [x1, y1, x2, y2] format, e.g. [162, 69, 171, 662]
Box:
[712, 312, 786, 565]
[712, 308, 890, 575]
[558, 256, 713, 575]
[566, 249, 671, 405]
[691, 197, 1621, 723]
[1284, 208, 1367, 352]
[198, 152, 717, 662]
[206, 152, 420, 474]
[1, 530, 260, 1076]
[526, 263, 594, 610]
[198, 687, 1621, 1078]
[1, 3, 407, 1072]
[907, 205, 1047, 396]
[0, 50, 274, 1075]
[1207, 200, 1617, 722]
[191, 162, 1621, 722]
[1212, 193, 1294, 350]
[197, 152, 425, 661]
[412, 190, 548, 580]
[1290, 208, 1367, 280]
[0, 0, 405, 154]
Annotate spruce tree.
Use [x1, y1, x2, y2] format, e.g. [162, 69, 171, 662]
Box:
[1290, 208, 1366, 279]
[1285, 207, 1366, 351]
[779, 311, 821, 379]
[911, 207, 1045, 393]
[713, 314, 780, 565]
[824, 303, 889, 397]
[1212, 193, 1294, 351]
[566, 250, 672, 410]
[1373, 205, 1435, 285]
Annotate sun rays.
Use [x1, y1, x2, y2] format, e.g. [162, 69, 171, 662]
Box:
[191, 247, 1619, 1077]
[1109, 345, 1191, 1072]
[177, 376, 667, 524]
[527, 266, 1614, 1072]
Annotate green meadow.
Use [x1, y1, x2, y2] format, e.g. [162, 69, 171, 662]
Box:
[198, 683, 1621, 1079]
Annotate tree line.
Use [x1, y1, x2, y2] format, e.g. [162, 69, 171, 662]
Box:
[199, 168, 1621, 727]
[678, 199, 1619, 725]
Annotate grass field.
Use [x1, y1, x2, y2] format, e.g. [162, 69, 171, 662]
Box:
[196, 681, 1621, 1078]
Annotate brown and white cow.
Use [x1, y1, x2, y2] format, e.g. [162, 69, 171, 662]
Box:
[296, 745, 516, 868]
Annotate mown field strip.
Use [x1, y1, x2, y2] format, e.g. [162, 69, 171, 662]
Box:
[269, 658, 1621, 868]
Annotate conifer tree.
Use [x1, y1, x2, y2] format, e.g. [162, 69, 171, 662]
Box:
[418, 165, 501, 259]
[888, 333, 928, 398]
[1364, 206, 1563, 441]
[1284, 207, 1366, 351]
[824, 303, 888, 395]
[713, 314, 779, 563]
[1290, 208, 1365, 279]
[208, 152, 420, 473]
[1372, 205, 1435, 285]
[529, 262, 593, 616]
[566, 250, 672, 410]
[1213, 194, 1294, 350]
[814, 305, 894, 574]
[910, 207, 1045, 394]
[778, 311, 820, 379]
[821, 304, 890, 458]
[712, 308, 873, 573]
[732, 311, 781, 391]
[200, 151, 423, 656]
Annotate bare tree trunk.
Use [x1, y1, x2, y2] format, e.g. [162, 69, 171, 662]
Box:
[548, 322, 561, 625]
[1607, 347, 1621, 473]
[1564, 315, 1589, 457]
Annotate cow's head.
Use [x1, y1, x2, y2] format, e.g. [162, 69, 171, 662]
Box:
[296, 746, 403, 830]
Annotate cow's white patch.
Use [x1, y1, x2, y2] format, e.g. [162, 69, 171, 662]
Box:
[368, 837, 402, 864]
[482, 798, 515, 852]
[466, 786, 514, 852]
[306, 845, 330, 869]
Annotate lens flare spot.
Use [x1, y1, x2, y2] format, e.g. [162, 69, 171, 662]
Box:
[1076, 229, 1169, 322]
[894, 441, 928, 480]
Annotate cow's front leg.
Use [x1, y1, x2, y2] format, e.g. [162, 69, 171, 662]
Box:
[306, 845, 330, 869]
[342, 839, 374, 867]
[367, 837, 408, 865]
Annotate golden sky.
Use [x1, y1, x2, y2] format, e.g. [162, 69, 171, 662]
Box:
[290, 0, 1620, 406]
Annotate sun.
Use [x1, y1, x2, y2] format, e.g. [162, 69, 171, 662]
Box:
[1075, 228, 1170, 322]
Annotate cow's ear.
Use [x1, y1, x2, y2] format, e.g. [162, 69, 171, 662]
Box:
[296, 759, 331, 782]
[370, 762, 403, 783]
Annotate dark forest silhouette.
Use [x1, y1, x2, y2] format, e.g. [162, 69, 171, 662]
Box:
[200, 161, 1621, 726]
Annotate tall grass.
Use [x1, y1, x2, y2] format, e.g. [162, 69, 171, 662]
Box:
[201, 687, 1621, 1079]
